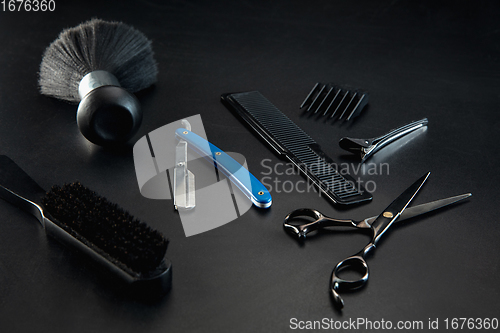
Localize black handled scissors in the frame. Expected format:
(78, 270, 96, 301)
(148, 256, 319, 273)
(283, 172, 471, 309)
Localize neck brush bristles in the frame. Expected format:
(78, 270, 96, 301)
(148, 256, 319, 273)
(41, 182, 168, 275)
(39, 18, 158, 102)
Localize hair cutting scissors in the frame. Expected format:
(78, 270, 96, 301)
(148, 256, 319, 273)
(283, 172, 471, 309)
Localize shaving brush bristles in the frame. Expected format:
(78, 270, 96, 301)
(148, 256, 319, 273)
(38, 19, 157, 146)
(39, 18, 158, 102)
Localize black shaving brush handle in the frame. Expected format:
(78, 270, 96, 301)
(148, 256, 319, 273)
(77, 86, 142, 146)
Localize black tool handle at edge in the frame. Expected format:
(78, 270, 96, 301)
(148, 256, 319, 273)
(0, 155, 47, 220)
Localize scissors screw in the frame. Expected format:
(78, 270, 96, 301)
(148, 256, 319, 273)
(258, 191, 264, 195)
(215, 152, 222, 155)
(383, 211, 393, 218)
(183, 131, 188, 134)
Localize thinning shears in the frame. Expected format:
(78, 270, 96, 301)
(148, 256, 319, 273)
(283, 172, 471, 309)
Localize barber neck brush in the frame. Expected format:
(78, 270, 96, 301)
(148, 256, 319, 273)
(39, 18, 158, 146)
(0, 155, 171, 297)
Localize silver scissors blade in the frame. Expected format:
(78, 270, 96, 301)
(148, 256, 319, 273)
(361, 193, 471, 227)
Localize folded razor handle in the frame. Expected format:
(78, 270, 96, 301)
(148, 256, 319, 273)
(339, 118, 428, 162)
(175, 128, 272, 209)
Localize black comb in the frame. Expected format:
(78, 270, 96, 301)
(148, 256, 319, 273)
(300, 83, 369, 120)
(221, 91, 372, 206)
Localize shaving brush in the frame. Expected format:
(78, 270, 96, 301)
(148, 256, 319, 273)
(39, 18, 158, 146)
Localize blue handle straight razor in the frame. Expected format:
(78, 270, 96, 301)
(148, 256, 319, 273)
(175, 128, 272, 209)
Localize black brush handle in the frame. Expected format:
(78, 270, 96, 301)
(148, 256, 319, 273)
(0, 155, 46, 223)
(77, 86, 142, 146)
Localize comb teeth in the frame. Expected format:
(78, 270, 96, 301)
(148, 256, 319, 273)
(300, 83, 369, 121)
(231, 91, 315, 152)
(222, 91, 372, 205)
(292, 145, 362, 199)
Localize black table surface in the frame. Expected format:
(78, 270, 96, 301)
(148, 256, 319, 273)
(1, 1, 499, 332)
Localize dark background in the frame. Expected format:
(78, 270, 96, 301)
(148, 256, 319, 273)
(1, 1, 499, 332)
